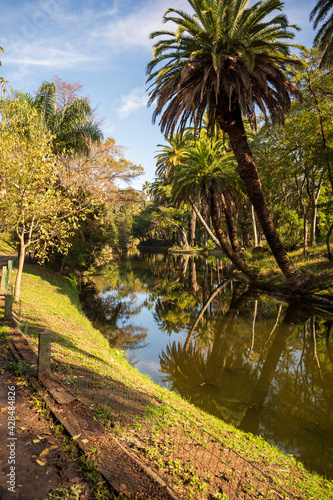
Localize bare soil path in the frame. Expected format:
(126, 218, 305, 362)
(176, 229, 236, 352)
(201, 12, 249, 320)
(0, 332, 96, 500)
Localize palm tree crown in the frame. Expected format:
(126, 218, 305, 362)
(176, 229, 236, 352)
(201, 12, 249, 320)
(310, 0, 333, 67)
(34, 82, 102, 155)
(171, 136, 240, 204)
(147, 0, 301, 136)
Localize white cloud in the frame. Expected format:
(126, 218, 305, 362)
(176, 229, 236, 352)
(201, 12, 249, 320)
(5, 45, 95, 69)
(88, 0, 190, 52)
(0, 0, 191, 75)
(117, 87, 148, 118)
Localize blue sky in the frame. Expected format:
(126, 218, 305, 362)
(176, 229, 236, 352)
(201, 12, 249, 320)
(0, 0, 317, 189)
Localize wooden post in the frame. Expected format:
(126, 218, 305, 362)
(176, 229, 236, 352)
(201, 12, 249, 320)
(38, 331, 52, 379)
(4, 294, 13, 319)
(0, 265, 6, 292)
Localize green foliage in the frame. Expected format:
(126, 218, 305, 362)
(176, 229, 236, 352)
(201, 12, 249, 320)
(273, 207, 303, 250)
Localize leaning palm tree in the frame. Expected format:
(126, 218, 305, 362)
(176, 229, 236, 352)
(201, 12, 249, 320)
(310, 0, 333, 67)
(146, 0, 303, 289)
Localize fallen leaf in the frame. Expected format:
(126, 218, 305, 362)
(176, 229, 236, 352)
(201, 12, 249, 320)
(19, 427, 26, 430)
(36, 459, 47, 467)
(81, 439, 88, 445)
(49, 445, 58, 451)
(39, 448, 49, 458)
(33, 439, 40, 444)
(72, 434, 81, 441)
(0, 407, 8, 413)
(70, 476, 82, 483)
(15, 417, 21, 421)
(31, 455, 38, 459)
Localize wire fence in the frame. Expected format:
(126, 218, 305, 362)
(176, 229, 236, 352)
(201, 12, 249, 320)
(8, 297, 300, 500)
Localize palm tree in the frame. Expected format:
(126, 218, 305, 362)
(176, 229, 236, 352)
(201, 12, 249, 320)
(146, 0, 303, 289)
(28, 81, 102, 155)
(155, 130, 197, 244)
(310, 0, 333, 67)
(155, 130, 193, 180)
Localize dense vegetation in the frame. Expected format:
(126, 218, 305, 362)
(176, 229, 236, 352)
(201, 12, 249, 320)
(2, 0, 333, 297)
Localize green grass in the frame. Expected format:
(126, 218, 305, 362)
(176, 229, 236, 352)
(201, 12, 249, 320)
(5, 261, 333, 499)
(0, 234, 16, 254)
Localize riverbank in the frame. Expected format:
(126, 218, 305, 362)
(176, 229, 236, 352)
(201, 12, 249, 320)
(3, 259, 332, 499)
(159, 241, 333, 306)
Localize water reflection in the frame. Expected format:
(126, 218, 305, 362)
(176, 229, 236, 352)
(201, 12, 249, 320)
(80, 251, 333, 478)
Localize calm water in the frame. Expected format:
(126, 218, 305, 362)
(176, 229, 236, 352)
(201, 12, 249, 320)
(81, 251, 333, 479)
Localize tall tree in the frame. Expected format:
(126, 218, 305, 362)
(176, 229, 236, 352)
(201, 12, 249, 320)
(146, 0, 304, 289)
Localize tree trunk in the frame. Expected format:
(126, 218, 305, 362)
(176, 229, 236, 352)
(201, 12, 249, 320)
(209, 191, 259, 280)
(191, 198, 258, 280)
(201, 190, 209, 250)
(217, 97, 303, 289)
(14, 240, 26, 301)
(221, 191, 242, 253)
(251, 203, 258, 247)
(189, 209, 197, 246)
(303, 210, 308, 257)
(310, 205, 317, 247)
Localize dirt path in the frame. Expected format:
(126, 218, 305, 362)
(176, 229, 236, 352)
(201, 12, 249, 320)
(0, 331, 100, 500)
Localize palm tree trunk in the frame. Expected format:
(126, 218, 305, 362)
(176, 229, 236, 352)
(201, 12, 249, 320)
(220, 191, 242, 253)
(208, 192, 259, 280)
(219, 98, 303, 289)
(189, 209, 197, 246)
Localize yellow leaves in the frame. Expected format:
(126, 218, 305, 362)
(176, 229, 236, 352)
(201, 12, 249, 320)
(36, 459, 47, 467)
(39, 448, 49, 458)
(72, 434, 81, 441)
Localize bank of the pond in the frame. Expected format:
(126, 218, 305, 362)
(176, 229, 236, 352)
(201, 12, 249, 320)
(10, 262, 333, 499)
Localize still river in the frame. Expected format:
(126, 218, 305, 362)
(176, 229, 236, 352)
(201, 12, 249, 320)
(80, 251, 333, 479)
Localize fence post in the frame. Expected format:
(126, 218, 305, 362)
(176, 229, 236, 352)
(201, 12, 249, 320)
(0, 266, 7, 293)
(38, 331, 52, 379)
(4, 294, 13, 319)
